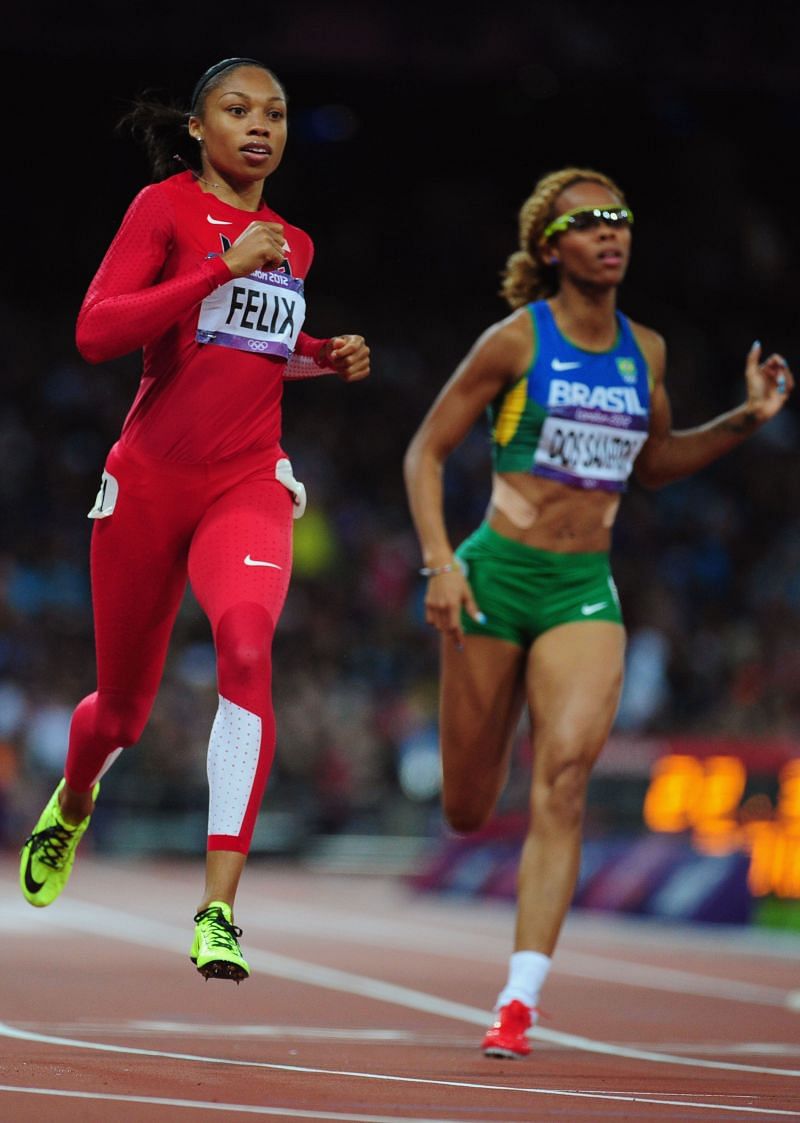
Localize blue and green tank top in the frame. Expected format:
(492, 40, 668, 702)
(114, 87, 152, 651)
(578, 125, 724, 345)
(489, 301, 651, 491)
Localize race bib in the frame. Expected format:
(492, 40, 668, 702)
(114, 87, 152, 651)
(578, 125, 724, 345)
(196, 267, 306, 359)
(532, 407, 648, 491)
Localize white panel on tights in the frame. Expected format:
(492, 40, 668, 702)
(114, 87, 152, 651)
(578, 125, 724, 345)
(91, 746, 124, 786)
(207, 695, 261, 837)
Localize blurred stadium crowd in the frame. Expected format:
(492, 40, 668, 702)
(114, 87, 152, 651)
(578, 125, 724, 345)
(1, 4, 799, 850)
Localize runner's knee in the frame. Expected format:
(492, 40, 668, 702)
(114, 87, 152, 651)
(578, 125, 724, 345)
(442, 784, 497, 833)
(215, 603, 275, 701)
(443, 801, 493, 834)
(533, 756, 592, 828)
(77, 690, 153, 747)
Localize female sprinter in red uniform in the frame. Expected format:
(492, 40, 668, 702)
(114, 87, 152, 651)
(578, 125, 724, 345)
(404, 167, 792, 1055)
(20, 57, 370, 981)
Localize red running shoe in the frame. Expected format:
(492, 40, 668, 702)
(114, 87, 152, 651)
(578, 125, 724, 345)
(481, 1000, 534, 1059)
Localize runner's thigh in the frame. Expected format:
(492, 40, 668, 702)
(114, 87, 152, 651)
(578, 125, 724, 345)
(89, 450, 191, 698)
(440, 634, 527, 797)
(188, 475, 294, 631)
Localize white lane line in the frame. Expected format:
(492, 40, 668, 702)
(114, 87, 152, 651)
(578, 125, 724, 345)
(0, 1087, 480, 1123)
(4, 891, 794, 1012)
(235, 881, 800, 964)
(129, 1024, 417, 1037)
(553, 950, 793, 1008)
(628, 1044, 800, 1058)
(1, 1045, 799, 1118)
(22, 1022, 800, 1060)
(3, 898, 799, 1079)
(221, 896, 797, 1010)
(559, 912, 800, 962)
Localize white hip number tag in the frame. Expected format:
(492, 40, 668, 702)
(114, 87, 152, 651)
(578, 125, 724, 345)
(87, 470, 119, 519)
(275, 457, 307, 519)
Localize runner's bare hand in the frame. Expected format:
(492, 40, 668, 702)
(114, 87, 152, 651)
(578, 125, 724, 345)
(745, 341, 794, 422)
(222, 221, 287, 276)
(424, 569, 484, 647)
(322, 335, 371, 382)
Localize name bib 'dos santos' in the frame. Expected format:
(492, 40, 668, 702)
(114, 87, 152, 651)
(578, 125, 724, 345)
(533, 402, 649, 491)
(196, 267, 306, 359)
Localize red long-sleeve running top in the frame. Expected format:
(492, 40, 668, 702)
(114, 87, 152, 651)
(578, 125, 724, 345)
(77, 171, 329, 462)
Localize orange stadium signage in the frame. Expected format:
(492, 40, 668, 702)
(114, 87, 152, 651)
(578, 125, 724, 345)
(643, 755, 800, 899)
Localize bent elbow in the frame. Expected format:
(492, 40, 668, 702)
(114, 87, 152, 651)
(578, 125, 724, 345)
(403, 434, 424, 485)
(634, 448, 668, 490)
(76, 338, 103, 365)
(75, 334, 108, 365)
(76, 313, 104, 364)
(403, 436, 440, 492)
(402, 442, 416, 477)
(634, 462, 673, 490)
(402, 454, 418, 501)
(76, 316, 120, 365)
(634, 468, 661, 490)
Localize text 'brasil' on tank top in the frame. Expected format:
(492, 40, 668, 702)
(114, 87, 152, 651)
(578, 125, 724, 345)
(489, 301, 651, 491)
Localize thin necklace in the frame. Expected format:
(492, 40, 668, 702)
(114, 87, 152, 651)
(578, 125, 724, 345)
(173, 155, 262, 209)
(173, 154, 224, 190)
(196, 172, 224, 189)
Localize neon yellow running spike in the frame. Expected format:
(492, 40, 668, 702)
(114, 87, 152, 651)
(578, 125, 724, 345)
(20, 779, 100, 907)
(190, 900, 250, 983)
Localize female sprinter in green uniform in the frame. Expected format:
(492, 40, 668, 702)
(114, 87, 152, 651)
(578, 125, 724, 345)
(403, 166, 793, 1058)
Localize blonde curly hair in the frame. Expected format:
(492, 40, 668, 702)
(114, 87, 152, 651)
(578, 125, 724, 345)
(501, 167, 627, 309)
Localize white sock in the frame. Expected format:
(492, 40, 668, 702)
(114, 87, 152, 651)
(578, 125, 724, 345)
(495, 950, 551, 1011)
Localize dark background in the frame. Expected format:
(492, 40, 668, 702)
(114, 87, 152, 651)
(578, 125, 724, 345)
(2, 2, 799, 851)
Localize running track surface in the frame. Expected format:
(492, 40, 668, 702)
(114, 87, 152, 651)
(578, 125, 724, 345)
(1, 855, 799, 1121)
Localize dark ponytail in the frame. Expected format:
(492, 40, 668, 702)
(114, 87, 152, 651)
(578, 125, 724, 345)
(117, 95, 195, 182)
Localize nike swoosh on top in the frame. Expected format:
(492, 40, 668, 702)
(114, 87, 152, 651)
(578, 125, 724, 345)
(23, 849, 45, 894)
(244, 555, 282, 569)
(207, 215, 233, 225)
(551, 358, 582, 371)
(581, 602, 608, 616)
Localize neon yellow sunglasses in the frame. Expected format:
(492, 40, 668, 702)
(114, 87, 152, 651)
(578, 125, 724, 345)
(543, 205, 634, 241)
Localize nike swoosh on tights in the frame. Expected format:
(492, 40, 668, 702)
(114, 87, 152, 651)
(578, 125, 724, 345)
(580, 602, 608, 615)
(207, 215, 232, 225)
(244, 555, 282, 569)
